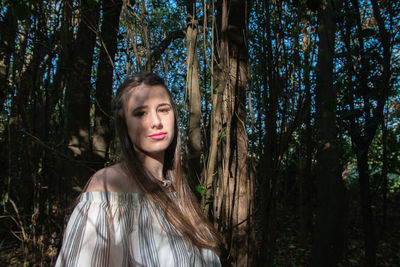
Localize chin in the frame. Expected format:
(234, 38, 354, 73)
(141, 143, 172, 155)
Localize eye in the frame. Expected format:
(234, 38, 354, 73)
(133, 111, 145, 117)
(159, 106, 171, 113)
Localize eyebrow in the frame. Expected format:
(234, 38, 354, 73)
(131, 103, 171, 113)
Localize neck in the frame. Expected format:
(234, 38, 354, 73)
(136, 150, 165, 181)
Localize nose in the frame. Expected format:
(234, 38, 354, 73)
(150, 110, 163, 129)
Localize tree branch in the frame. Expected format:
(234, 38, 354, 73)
(146, 29, 185, 70)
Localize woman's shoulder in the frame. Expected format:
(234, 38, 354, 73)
(86, 163, 140, 194)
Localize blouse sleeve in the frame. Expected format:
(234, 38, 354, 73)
(55, 192, 135, 267)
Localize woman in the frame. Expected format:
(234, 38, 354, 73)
(56, 72, 221, 267)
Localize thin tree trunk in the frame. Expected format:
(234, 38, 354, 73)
(259, 0, 279, 265)
(16, 13, 49, 217)
(346, 1, 391, 265)
(299, 51, 313, 243)
(142, 0, 151, 71)
(356, 147, 376, 267)
(0, 6, 17, 109)
(298, 3, 314, 244)
(0, 5, 15, 211)
(381, 108, 388, 230)
(53, 0, 72, 93)
(311, 0, 348, 266)
(50, 0, 73, 215)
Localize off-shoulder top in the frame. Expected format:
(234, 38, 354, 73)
(55, 192, 221, 267)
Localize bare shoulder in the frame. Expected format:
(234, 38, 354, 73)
(86, 163, 137, 193)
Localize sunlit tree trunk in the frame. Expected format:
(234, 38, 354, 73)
(311, 0, 348, 266)
(93, 0, 123, 165)
(205, 0, 253, 265)
(185, 0, 202, 193)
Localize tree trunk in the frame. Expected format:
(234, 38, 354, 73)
(356, 147, 376, 267)
(311, 1, 348, 266)
(93, 0, 123, 165)
(0, 6, 17, 109)
(208, 1, 253, 266)
(258, 1, 279, 265)
(53, 0, 73, 94)
(185, 0, 202, 194)
(299, 51, 313, 243)
(15, 12, 49, 218)
(297, 2, 314, 244)
(381, 110, 388, 230)
(64, 0, 100, 185)
(204, 0, 227, 216)
(346, 1, 391, 265)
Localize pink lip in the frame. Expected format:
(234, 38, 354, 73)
(149, 132, 167, 140)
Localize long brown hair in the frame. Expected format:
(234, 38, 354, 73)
(113, 72, 220, 250)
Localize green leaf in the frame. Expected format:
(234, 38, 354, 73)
(196, 184, 206, 196)
(1, 192, 8, 206)
(212, 83, 219, 95)
(205, 199, 213, 204)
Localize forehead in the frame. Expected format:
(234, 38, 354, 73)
(124, 84, 171, 109)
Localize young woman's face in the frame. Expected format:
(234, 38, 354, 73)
(124, 84, 175, 158)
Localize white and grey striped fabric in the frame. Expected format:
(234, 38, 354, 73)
(55, 192, 221, 267)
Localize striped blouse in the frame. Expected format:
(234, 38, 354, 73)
(56, 192, 221, 267)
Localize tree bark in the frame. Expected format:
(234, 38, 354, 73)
(208, 1, 253, 266)
(65, 0, 99, 155)
(311, 0, 348, 266)
(185, 0, 202, 194)
(299, 51, 313, 244)
(259, 1, 279, 265)
(53, 0, 73, 93)
(381, 110, 388, 230)
(343, 1, 391, 265)
(0, 6, 17, 109)
(64, 0, 100, 184)
(93, 0, 123, 165)
(355, 146, 376, 267)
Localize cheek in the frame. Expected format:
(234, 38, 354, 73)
(168, 116, 176, 136)
(126, 119, 146, 141)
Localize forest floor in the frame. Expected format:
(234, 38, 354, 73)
(274, 192, 400, 267)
